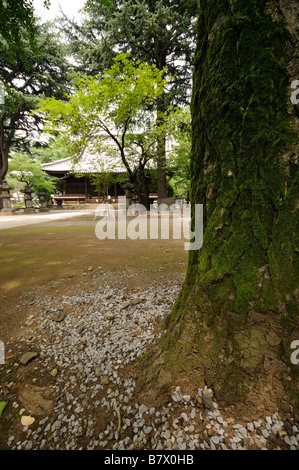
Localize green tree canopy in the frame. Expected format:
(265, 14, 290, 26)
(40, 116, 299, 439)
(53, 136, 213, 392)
(0, 0, 40, 64)
(0, 21, 71, 184)
(165, 107, 191, 199)
(58, 0, 198, 198)
(37, 54, 169, 207)
(7, 151, 56, 199)
(31, 136, 76, 164)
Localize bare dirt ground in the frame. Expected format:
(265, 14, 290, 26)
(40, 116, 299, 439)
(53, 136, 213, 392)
(0, 212, 187, 335)
(0, 211, 188, 449)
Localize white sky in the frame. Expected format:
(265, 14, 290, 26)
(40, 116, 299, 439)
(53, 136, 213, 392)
(33, 0, 86, 22)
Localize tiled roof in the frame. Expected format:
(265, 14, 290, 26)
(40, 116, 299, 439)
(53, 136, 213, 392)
(42, 154, 127, 174)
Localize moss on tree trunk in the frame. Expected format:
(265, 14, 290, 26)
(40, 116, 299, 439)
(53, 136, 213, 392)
(139, 0, 299, 414)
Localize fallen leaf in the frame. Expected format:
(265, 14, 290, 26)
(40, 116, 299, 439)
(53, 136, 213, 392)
(5, 353, 15, 360)
(21, 415, 35, 426)
(6, 383, 20, 391)
(130, 331, 141, 337)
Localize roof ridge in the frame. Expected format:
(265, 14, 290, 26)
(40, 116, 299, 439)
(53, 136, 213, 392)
(42, 157, 72, 168)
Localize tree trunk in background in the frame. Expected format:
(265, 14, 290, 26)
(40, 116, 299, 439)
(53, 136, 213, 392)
(0, 146, 9, 210)
(139, 0, 299, 415)
(156, 95, 167, 200)
(0, 122, 9, 184)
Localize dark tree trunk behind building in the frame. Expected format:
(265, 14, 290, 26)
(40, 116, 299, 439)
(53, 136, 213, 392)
(156, 95, 167, 200)
(139, 0, 299, 414)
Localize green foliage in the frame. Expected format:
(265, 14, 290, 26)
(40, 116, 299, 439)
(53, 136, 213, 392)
(0, 401, 7, 419)
(59, 0, 198, 198)
(38, 55, 167, 167)
(0, 20, 71, 182)
(62, 0, 198, 104)
(76, 172, 116, 196)
(37, 54, 171, 206)
(84, 0, 114, 10)
(7, 152, 57, 197)
(39, 54, 166, 139)
(0, 0, 37, 65)
(165, 107, 192, 198)
(31, 136, 75, 164)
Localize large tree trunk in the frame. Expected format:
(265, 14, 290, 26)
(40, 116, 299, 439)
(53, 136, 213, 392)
(138, 0, 299, 414)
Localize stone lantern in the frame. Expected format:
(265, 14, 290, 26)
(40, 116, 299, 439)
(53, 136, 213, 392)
(37, 190, 49, 212)
(0, 180, 13, 214)
(21, 185, 35, 213)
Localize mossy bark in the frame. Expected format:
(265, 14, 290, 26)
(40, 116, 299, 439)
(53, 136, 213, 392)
(139, 0, 299, 413)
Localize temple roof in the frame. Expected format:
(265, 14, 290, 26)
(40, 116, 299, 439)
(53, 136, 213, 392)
(41, 140, 174, 175)
(42, 154, 127, 175)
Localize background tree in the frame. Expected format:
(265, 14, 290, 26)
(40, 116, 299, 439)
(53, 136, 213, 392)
(76, 171, 116, 199)
(38, 54, 169, 208)
(7, 151, 57, 203)
(0, 0, 45, 65)
(0, 20, 71, 195)
(60, 0, 199, 199)
(31, 135, 76, 163)
(166, 107, 191, 200)
(0, 0, 112, 66)
(140, 0, 299, 414)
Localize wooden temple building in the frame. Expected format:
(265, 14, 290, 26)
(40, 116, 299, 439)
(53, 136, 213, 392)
(41, 138, 178, 205)
(42, 155, 128, 205)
